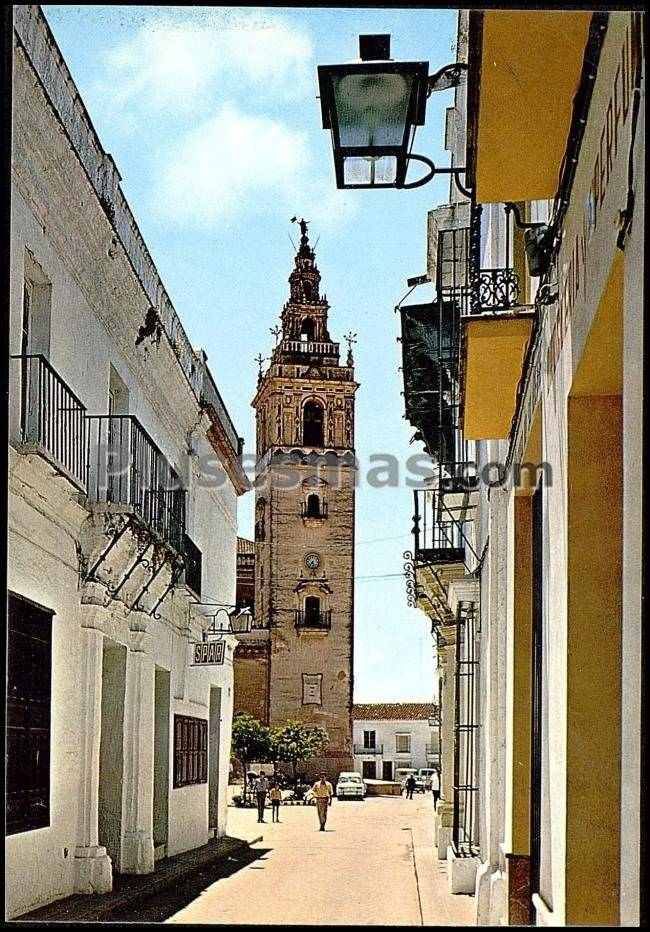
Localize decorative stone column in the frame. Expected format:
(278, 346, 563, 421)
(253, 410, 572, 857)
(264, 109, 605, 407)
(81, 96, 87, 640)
(73, 601, 113, 894)
(435, 624, 457, 860)
(119, 614, 155, 874)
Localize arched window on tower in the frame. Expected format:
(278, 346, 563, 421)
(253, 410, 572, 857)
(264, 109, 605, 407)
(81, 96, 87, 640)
(303, 400, 324, 447)
(300, 317, 315, 342)
(306, 493, 321, 518)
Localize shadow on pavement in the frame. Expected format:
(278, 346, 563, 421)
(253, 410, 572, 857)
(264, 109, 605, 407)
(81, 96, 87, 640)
(107, 846, 272, 923)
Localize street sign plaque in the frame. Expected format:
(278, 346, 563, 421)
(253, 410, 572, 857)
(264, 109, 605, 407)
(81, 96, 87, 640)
(192, 641, 225, 665)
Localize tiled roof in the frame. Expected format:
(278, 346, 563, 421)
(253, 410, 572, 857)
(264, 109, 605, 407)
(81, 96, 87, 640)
(352, 702, 438, 722)
(237, 537, 255, 554)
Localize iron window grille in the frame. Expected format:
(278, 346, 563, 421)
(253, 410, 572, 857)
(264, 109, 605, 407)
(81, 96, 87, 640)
(6, 592, 53, 836)
(452, 602, 480, 856)
(173, 715, 208, 788)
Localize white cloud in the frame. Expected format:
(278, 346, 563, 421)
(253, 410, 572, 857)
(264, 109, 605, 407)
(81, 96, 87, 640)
(152, 102, 357, 231)
(101, 11, 314, 114)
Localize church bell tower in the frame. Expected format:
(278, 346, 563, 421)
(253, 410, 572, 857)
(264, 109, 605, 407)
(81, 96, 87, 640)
(251, 220, 358, 779)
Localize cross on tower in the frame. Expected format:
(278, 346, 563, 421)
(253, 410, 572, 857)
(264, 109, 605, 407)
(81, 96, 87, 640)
(344, 331, 358, 366)
(254, 352, 266, 384)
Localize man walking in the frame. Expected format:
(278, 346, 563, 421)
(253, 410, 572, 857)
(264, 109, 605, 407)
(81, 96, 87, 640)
(311, 771, 333, 831)
(431, 768, 440, 810)
(253, 773, 270, 823)
(405, 773, 416, 800)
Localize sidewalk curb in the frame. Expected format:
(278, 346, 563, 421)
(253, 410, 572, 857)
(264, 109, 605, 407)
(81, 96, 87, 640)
(15, 836, 255, 923)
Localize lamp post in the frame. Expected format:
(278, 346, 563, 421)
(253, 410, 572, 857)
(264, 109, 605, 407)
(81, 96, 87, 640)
(317, 33, 469, 194)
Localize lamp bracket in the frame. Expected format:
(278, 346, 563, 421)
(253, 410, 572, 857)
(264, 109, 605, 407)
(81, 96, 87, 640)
(427, 61, 468, 95)
(400, 154, 472, 197)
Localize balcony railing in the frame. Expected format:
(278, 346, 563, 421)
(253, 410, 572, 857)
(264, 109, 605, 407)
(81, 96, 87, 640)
(353, 743, 383, 755)
(301, 500, 328, 519)
(183, 533, 202, 597)
(412, 489, 464, 565)
(295, 609, 332, 630)
(477, 267, 520, 311)
(281, 339, 340, 357)
(10, 354, 87, 489)
(86, 414, 186, 552)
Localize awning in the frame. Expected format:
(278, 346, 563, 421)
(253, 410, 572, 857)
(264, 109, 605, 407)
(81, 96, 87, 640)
(461, 311, 535, 440)
(468, 10, 592, 202)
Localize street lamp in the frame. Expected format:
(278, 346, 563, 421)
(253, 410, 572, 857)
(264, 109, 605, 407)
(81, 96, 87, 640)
(317, 34, 468, 193)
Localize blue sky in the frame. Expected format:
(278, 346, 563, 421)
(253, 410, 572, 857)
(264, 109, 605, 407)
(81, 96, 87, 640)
(43, 5, 458, 702)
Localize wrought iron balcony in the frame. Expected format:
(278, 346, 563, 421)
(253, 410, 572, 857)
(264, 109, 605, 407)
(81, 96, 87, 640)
(476, 267, 520, 311)
(412, 489, 464, 566)
(353, 743, 384, 755)
(295, 609, 332, 630)
(86, 414, 186, 553)
(10, 354, 87, 489)
(183, 533, 202, 597)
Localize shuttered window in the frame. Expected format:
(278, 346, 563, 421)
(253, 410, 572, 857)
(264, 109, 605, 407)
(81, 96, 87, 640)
(173, 714, 208, 788)
(6, 593, 53, 835)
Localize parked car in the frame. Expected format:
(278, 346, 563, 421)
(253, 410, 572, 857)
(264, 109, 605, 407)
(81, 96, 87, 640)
(397, 768, 426, 793)
(396, 767, 417, 789)
(417, 768, 439, 790)
(336, 772, 366, 800)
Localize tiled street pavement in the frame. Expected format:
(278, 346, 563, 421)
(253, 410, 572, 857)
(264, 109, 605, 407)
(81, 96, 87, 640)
(168, 793, 475, 926)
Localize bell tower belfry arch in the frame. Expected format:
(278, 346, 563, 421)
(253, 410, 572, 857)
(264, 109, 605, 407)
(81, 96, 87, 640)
(251, 220, 358, 779)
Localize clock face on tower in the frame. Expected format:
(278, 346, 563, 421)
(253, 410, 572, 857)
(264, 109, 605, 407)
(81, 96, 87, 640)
(304, 552, 321, 572)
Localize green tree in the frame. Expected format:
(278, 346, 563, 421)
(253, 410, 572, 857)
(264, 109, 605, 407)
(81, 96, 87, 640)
(270, 721, 329, 785)
(230, 713, 272, 802)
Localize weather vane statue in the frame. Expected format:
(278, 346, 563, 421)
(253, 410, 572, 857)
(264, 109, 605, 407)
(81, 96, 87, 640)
(290, 215, 310, 246)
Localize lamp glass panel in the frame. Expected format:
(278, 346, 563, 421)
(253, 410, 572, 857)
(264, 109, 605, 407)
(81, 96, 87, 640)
(343, 155, 397, 186)
(332, 71, 414, 148)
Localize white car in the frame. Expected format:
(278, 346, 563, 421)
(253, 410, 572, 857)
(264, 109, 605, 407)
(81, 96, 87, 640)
(336, 772, 366, 800)
(417, 768, 439, 790)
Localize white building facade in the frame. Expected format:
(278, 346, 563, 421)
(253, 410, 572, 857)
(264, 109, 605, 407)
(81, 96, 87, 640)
(6, 5, 249, 919)
(352, 703, 439, 781)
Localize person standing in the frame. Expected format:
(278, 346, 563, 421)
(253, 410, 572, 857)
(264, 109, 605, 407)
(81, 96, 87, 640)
(311, 772, 334, 831)
(253, 773, 269, 823)
(431, 768, 440, 809)
(269, 781, 282, 823)
(405, 774, 416, 800)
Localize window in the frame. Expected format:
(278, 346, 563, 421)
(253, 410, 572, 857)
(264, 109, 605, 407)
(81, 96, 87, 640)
(363, 730, 376, 749)
(395, 733, 411, 754)
(302, 673, 322, 705)
(173, 715, 208, 788)
(300, 317, 315, 341)
(302, 400, 324, 447)
(304, 596, 321, 625)
(6, 593, 53, 835)
(306, 493, 321, 517)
